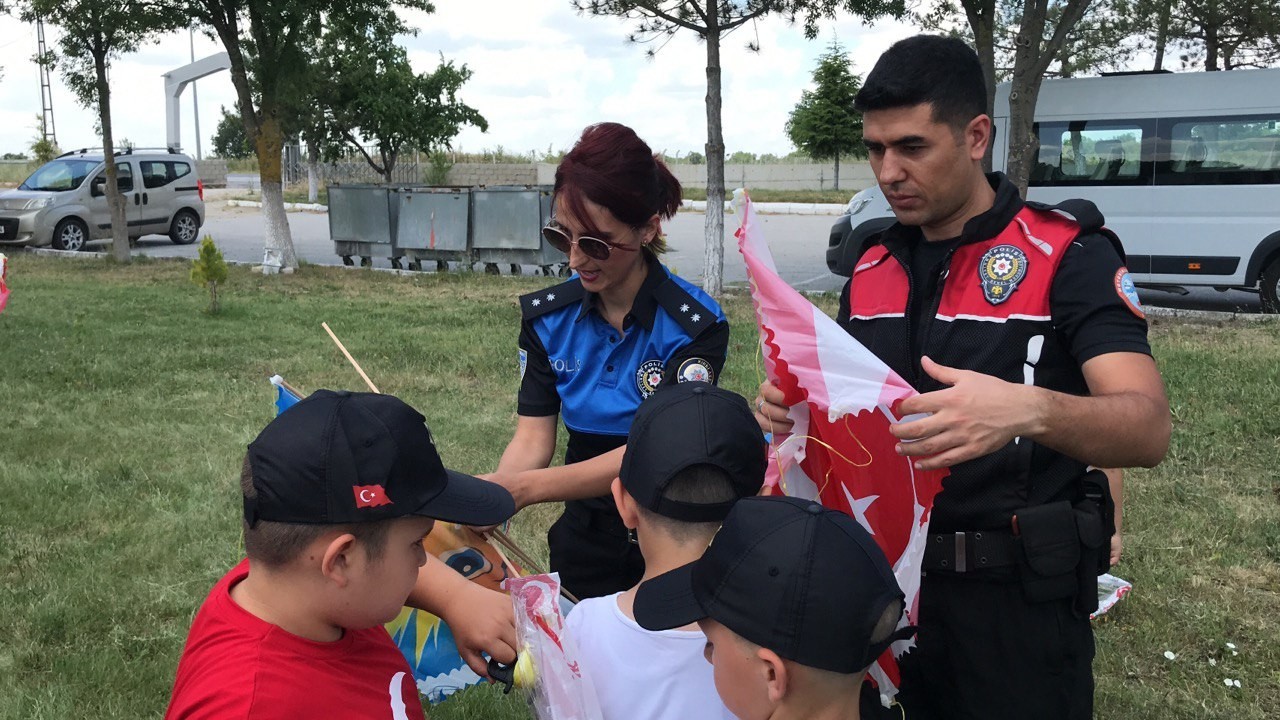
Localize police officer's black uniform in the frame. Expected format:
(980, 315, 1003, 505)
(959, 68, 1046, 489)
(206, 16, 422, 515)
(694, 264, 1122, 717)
(517, 253, 729, 599)
(844, 174, 1151, 719)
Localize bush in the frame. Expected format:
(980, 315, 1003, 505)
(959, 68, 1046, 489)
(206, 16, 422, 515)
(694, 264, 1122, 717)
(190, 236, 229, 313)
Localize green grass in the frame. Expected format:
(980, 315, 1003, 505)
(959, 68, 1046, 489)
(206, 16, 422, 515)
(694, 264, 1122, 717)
(0, 162, 37, 186)
(0, 256, 1277, 718)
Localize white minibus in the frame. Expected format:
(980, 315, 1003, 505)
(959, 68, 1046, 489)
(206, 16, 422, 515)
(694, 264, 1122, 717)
(827, 68, 1280, 311)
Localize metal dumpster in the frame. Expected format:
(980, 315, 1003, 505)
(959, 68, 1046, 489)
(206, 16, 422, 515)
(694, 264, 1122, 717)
(394, 187, 472, 272)
(329, 184, 399, 268)
(470, 185, 564, 276)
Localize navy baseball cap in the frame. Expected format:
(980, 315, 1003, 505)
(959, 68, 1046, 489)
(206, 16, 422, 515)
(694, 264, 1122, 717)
(634, 495, 914, 673)
(620, 384, 767, 522)
(244, 390, 514, 528)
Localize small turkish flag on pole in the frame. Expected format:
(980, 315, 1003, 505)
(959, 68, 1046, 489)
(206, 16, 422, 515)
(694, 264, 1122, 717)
(353, 484, 393, 508)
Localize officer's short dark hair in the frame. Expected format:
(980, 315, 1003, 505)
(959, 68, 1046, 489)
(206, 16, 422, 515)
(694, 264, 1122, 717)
(854, 34, 987, 131)
(638, 464, 740, 544)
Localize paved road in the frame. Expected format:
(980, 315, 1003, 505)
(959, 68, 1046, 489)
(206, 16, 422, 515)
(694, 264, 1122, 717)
(100, 193, 1264, 313)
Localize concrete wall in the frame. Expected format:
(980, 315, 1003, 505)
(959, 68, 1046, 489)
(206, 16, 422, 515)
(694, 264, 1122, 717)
(196, 159, 229, 187)
(443, 161, 873, 192)
(444, 163, 538, 187)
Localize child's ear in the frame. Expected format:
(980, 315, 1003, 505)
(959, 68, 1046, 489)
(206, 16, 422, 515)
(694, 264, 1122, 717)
(320, 532, 358, 588)
(758, 647, 789, 704)
(611, 478, 640, 530)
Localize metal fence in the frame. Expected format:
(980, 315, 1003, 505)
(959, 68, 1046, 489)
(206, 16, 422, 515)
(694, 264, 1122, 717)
(283, 144, 422, 186)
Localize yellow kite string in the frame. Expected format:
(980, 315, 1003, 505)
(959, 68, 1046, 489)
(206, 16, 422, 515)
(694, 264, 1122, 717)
(754, 345, 877, 499)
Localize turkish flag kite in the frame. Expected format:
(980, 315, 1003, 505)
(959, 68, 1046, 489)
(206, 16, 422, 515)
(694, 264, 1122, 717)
(735, 192, 947, 704)
(353, 484, 393, 508)
(0, 253, 10, 314)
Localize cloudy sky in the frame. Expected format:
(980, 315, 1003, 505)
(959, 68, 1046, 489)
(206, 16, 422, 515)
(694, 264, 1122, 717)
(0, 2, 917, 160)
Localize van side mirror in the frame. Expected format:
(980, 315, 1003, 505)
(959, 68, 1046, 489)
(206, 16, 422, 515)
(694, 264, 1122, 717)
(91, 176, 106, 197)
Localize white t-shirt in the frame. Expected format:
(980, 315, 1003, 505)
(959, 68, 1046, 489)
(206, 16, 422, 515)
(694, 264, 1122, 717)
(565, 592, 736, 720)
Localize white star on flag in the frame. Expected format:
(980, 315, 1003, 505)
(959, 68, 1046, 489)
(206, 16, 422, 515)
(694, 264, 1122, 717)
(841, 485, 880, 536)
(690, 313, 701, 322)
(680, 304, 690, 313)
(547, 293, 556, 301)
(531, 298, 541, 307)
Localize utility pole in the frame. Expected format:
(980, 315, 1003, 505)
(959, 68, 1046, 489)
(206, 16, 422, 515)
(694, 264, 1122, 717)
(36, 18, 57, 146)
(189, 27, 202, 159)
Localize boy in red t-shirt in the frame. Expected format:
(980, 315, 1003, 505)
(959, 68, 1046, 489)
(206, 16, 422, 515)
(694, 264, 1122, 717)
(165, 390, 514, 719)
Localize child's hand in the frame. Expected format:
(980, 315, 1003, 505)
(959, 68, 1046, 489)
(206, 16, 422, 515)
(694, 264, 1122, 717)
(441, 580, 518, 678)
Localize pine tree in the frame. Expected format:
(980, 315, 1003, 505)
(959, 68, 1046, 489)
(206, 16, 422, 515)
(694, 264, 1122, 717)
(191, 236, 229, 314)
(786, 39, 866, 191)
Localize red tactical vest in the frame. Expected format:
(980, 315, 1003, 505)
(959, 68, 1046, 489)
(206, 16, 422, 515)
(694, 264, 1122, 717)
(842, 204, 1096, 532)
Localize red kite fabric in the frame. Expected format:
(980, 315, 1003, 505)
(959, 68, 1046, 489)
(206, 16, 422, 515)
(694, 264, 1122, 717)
(735, 192, 947, 705)
(0, 254, 10, 314)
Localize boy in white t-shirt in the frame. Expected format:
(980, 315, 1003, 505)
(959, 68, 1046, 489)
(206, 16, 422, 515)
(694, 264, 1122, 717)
(565, 383, 766, 720)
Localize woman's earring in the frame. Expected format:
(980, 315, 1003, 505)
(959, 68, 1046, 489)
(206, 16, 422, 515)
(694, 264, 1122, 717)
(627, 528, 638, 545)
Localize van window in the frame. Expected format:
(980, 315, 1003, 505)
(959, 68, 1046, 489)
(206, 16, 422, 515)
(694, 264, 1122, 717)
(19, 159, 101, 192)
(1157, 115, 1280, 185)
(141, 161, 173, 189)
(1031, 121, 1151, 186)
(91, 162, 133, 194)
(172, 162, 192, 180)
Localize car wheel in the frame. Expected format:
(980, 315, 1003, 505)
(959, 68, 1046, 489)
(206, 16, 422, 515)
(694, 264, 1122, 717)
(1261, 257, 1280, 314)
(168, 209, 201, 245)
(51, 218, 88, 252)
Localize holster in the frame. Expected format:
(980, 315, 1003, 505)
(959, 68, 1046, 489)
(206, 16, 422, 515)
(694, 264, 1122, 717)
(1082, 468, 1116, 575)
(1013, 500, 1106, 616)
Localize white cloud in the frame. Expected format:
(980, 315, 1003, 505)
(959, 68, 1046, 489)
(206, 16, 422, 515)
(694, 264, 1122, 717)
(0, 5, 917, 159)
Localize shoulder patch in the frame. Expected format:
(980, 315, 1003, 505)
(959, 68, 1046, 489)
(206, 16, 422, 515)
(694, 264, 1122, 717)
(1114, 267, 1145, 319)
(519, 278, 584, 319)
(652, 279, 717, 337)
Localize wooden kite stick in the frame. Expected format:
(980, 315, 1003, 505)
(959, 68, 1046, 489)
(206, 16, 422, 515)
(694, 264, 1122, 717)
(486, 535, 523, 580)
(321, 322, 380, 394)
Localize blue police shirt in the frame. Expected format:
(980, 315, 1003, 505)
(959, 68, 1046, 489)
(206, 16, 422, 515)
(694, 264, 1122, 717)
(516, 255, 729, 481)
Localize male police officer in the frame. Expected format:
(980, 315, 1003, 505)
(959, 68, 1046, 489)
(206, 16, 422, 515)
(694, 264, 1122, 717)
(755, 35, 1170, 719)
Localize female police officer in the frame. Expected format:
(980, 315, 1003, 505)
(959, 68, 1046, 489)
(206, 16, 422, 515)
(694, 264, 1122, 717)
(485, 122, 729, 600)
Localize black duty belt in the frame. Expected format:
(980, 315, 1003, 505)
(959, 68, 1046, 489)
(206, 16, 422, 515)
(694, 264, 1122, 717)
(923, 530, 1017, 572)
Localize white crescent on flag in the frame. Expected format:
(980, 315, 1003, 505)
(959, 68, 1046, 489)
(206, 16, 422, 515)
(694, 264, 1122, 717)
(735, 191, 947, 705)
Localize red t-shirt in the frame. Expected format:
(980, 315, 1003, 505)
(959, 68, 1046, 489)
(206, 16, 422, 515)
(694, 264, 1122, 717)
(165, 559, 426, 720)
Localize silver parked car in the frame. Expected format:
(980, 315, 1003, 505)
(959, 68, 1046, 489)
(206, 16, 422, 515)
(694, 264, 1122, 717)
(0, 147, 206, 251)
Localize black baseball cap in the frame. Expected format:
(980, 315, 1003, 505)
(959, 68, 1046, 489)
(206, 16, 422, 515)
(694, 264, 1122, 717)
(620, 383, 767, 522)
(244, 390, 514, 528)
(634, 495, 914, 674)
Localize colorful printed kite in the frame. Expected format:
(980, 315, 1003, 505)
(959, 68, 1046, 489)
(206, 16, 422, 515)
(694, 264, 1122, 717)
(735, 190, 948, 705)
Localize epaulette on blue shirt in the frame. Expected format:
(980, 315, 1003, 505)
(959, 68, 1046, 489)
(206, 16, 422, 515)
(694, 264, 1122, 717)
(520, 278, 586, 320)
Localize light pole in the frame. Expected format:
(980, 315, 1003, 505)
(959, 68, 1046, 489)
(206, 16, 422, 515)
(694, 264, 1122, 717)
(190, 27, 202, 160)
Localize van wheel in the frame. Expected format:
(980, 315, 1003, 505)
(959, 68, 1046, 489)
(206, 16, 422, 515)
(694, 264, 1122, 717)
(51, 218, 88, 252)
(1262, 258, 1280, 314)
(169, 209, 201, 245)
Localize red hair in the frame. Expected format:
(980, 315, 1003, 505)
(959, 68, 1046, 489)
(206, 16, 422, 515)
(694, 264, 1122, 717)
(554, 122, 682, 254)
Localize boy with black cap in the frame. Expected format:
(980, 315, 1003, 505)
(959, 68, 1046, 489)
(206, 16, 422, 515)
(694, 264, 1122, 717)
(564, 383, 766, 720)
(633, 495, 914, 720)
(165, 390, 514, 719)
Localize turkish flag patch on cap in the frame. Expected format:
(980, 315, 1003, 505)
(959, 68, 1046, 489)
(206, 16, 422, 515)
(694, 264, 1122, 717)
(353, 484, 393, 508)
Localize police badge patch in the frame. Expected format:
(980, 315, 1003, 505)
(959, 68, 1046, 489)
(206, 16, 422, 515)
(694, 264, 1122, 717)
(636, 359, 665, 399)
(978, 244, 1029, 305)
(1114, 268, 1145, 319)
(518, 349, 528, 381)
(676, 357, 714, 384)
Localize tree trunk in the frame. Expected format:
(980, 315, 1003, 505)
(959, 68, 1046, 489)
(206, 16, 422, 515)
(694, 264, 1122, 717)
(702, 0, 725, 298)
(255, 112, 298, 273)
(1206, 24, 1220, 70)
(834, 153, 841, 191)
(1153, 0, 1171, 70)
(1006, 0, 1093, 195)
(964, 0, 999, 172)
(95, 49, 129, 263)
(307, 140, 319, 203)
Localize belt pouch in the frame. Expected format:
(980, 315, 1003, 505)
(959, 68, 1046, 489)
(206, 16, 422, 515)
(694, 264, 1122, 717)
(1015, 500, 1080, 603)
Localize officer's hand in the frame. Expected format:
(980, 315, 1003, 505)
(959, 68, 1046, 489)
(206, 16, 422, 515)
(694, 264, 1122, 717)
(755, 381, 793, 435)
(1110, 533, 1123, 567)
(478, 470, 532, 515)
(891, 356, 1043, 470)
(439, 579, 518, 679)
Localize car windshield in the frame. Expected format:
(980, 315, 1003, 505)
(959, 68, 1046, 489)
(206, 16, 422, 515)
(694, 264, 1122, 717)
(19, 159, 101, 192)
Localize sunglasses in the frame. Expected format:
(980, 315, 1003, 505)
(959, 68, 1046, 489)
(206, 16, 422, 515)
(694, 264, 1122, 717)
(541, 223, 639, 261)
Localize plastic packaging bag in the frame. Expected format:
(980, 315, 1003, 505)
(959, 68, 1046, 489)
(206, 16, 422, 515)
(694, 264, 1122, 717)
(505, 573, 602, 720)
